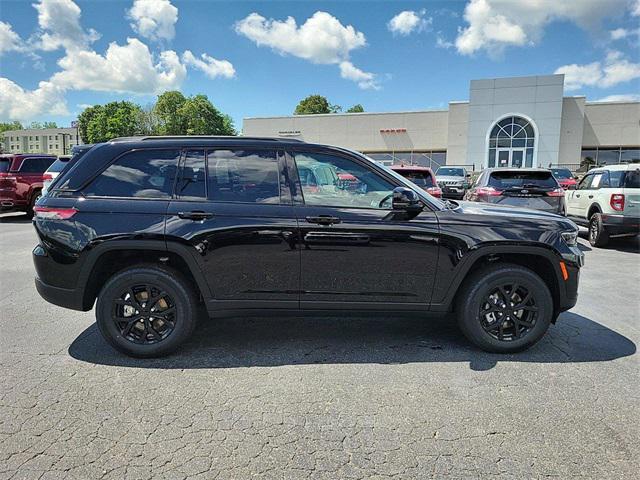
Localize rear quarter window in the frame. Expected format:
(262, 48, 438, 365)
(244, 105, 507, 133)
(624, 169, 640, 188)
(18, 157, 55, 173)
(488, 171, 559, 189)
(0, 160, 10, 173)
(83, 149, 180, 199)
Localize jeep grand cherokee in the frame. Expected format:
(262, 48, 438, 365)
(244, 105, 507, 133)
(33, 136, 583, 357)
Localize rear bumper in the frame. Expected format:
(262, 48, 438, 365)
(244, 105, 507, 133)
(601, 214, 640, 235)
(35, 277, 85, 311)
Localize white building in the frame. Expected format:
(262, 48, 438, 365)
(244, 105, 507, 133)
(243, 74, 640, 172)
(2, 128, 82, 156)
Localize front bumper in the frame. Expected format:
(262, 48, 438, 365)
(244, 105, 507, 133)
(601, 214, 640, 235)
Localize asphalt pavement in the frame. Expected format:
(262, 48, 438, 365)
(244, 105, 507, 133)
(1, 211, 639, 479)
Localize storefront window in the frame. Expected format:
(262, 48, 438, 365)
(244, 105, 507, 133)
(488, 116, 536, 168)
(597, 148, 620, 165)
(620, 149, 640, 164)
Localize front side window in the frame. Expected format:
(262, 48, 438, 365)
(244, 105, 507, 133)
(83, 149, 179, 198)
(19, 157, 55, 173)
(577, 174, 593, 190)
(294, 152, 395, 209)
(207, 149, 280, 204)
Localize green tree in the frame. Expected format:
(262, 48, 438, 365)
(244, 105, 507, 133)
(84, 101, 142, 143)
(78, 105, 103, 143)
(346, 104, 364, 113)
(29, 121, 43, 129)
(294, 95, 341, 115)
(178, 94, 236, 135)
(135, 103, 160, 136)
(42, 121, 58, 128)
(154, 91, 187, 135)
(0, 121, 23, 134)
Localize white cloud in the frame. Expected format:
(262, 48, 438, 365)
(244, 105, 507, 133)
(388, 10, 431, 36)
(51, 38, 186, 93)
(436, 33, 454, 49)
(339, 61, 379, 90)
(633, 0, 640, 15)
(610, 27, 640, 40)
(182, 50, 235, 79)
(235, 11, 377, 88)
(33, 0, 99, 52)
(555, 50, 640, 90)
(594, 93, 640, 102)
(127, 0, 178, 42)
(235, 11, 366, 64)
(0, 78, 68, 120)
(0, 21, 25, 56)
(455, 0, 629, 56)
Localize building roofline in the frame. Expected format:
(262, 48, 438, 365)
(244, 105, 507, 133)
(244, 107, 452, 120)
(585, 100, 640, 106)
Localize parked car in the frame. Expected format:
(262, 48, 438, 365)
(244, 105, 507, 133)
(0, 153, 56, 216)
(435, 167, 471, 199)
(41, 155, 71, 196)
(465, 168, 566, 214)
(565, 164, 640, 247)
(33, 136, 583, 357)
(550, 167, 578, 190)
(390, 165, 442, 198)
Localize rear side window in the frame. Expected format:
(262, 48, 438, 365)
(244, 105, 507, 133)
(18, 157, 55, 173)
(176, 150, 206, 200)
(488, 171, 559, 189)
(83, 149, 179, 199)
(400, 171, 434, 188)
(207, 149, 280, 204)
(0, 160, 9, 173)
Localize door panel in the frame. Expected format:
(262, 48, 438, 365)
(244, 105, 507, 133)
(165, 148, 300, 306)
(288, 150, 440, 307)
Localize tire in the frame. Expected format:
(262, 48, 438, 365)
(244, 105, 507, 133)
(588, 212, 609, 247)
(26, 193, 40, 219)
(96, 266, 198, 358)
(456, 264, 554, 353)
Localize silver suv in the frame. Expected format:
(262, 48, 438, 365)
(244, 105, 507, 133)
(565, 164, 640, 247)
(435, 167, 471, 199)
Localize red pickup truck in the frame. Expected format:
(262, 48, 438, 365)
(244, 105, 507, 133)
(0, 154, 56, 217)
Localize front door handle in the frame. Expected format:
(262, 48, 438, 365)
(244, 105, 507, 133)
(588, 195, 594, 199)
(178, 211, 213, 220)
(305, 215, 341, 225)
(575, 194, 581, 198)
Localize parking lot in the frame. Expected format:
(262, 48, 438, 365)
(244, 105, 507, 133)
(0, 211, 638, 479)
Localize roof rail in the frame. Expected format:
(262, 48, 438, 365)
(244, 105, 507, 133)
(108, 135, 305, 143)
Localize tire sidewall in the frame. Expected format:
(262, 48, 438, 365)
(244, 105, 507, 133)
(589, 213, 608, 247)
(96, 268, 196, 357)
(459, 267, 553, 352)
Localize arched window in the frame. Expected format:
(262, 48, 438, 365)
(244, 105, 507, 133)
(488, 116, 535, 168)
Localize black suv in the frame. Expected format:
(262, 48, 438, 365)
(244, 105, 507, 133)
(33, 137, 583, 357)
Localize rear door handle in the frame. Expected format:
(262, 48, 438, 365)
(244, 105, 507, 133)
(305, 215, 341, 225)
(178, 211, 213, 220)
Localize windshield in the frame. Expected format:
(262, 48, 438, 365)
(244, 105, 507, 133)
(551, 168, 572, 179)
(488, 171, 559, 189)
(0, 160, 9, 173)
(398, 171, 434, 188)
(437, 167, 465, 177)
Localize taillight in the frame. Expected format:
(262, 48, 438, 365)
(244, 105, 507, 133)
(476, 186, 502, 196)
(42, 173, 53, 181)
(546, 187, 565, 197)
(33, 206, 77, 219)
(426, 186, 442, 197)
(610, 194, 625, 211)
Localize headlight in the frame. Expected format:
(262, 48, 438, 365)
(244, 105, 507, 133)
(561, 231, 578, 247)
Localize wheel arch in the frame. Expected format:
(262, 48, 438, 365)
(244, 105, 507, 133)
(79, 240, 212, 310)
(587, 202, 602, 219)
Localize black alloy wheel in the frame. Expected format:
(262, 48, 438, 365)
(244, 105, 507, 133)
(478, 283, 537, 342)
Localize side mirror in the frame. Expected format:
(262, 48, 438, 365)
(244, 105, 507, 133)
(392, 187, 423, 213)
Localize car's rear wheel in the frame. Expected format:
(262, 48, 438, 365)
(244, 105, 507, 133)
(96, 266, 198, 358)
(456, 264, 553, 353)
(589, 212, 609, 247)
(26, 193, 40, 218)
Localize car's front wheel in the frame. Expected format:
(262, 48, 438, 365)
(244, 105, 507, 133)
(96, 266, 198, 358)
(457, 264, 554, 353)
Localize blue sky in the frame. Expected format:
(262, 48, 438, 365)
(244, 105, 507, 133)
(1, 0, 639, 130)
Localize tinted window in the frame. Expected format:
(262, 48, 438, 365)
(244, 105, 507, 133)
(208, 149, 280, 204)
(577, 174, 593, 190)
(624, 169, 640, 188)
(295, 152, 394, 209)
(551, 168, 572, 179)
(84, 149, 179, 198)
(19, 157, 55, 173)
(488, 171, 559, 189)
(47, 159, 69, 173)
(437, 167, 465, 176)
(608, 170, 626, 188)
(0, 160, 9, 173)
(177, 150, 206, 200)
(397, 171, 434, 188)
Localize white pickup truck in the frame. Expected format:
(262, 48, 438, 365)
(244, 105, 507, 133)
(565, 164, 640, 247)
